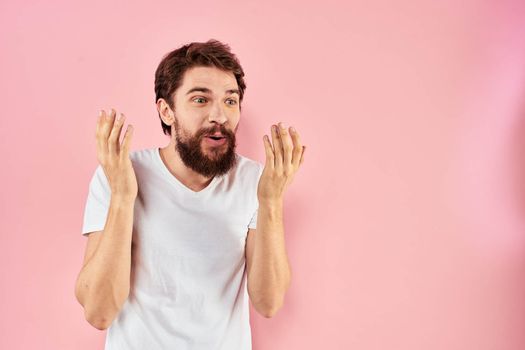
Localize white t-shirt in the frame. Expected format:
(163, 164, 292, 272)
(81, 147, 264, 350)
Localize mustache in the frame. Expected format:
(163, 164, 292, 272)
(201, 127, 232, 137)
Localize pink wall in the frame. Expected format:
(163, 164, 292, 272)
(1, 0, 525, 349)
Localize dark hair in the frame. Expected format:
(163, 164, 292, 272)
(154, 39, 247, 136)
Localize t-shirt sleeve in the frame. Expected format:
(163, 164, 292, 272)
(81, 164, 111, 236)
(248, 206, 258, 230)
(247, 163, 264, 230)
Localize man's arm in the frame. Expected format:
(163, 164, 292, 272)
(245, 199, 291, 318)
(75, 197, 134, 330)
(246, 121, 304, 318)
(75, 108, 137, 330)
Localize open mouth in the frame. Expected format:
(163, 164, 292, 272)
(208, 136, 225, 140)
(204, 135, 227, 146)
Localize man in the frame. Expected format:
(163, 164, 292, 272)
(75, 39, 305, 349)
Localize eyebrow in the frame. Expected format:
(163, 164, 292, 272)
(185, 86, 240, 97)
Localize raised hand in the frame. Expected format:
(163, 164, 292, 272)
(257, 122, 305, 203)
(96, 108, 137, 202)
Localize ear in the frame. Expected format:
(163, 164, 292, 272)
(157, 98, 175, 126)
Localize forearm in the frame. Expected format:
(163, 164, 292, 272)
(76, 197, 134, 329)
(248, 199, 291, 314)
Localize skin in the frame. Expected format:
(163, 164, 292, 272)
(247, 121, 305, 317)
(75, 109, 137, 331)
(92, 65, 306, 319)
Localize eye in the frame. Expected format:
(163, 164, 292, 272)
(226, 99, 238, 105)
(192, 97, 207, 103)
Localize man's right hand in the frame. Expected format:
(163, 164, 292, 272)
(96, 108, 137, 202)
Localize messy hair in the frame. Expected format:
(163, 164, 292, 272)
(154, 39, 247, 136)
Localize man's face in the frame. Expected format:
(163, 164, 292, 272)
(171, 66, 241, 178)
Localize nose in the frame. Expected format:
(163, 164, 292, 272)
(207, 100, 228, 125)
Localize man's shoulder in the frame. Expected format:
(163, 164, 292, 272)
(234, 153, 264, 176)
(128, 147, 158, 164)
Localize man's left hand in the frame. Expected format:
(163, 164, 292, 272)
(257, 122, 305, 203)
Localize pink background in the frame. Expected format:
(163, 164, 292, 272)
(1, 0, 525, 349)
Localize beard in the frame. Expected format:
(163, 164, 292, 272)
(173, 117, 238, 178)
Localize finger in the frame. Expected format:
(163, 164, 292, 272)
(96, 110, 104, 159)
(101, 108, 116, 154)
(120, 124, 134, 159)
(108, 112, 126, 156)
(278, 122, 293, 170)
(263, 134, 275, 171)
(97, 109, 109, 157)
(271, 124, 283, 172)
(96, 110, 103, 136)
(299, 146, 306, 166)
(289, 126, 303, 169)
